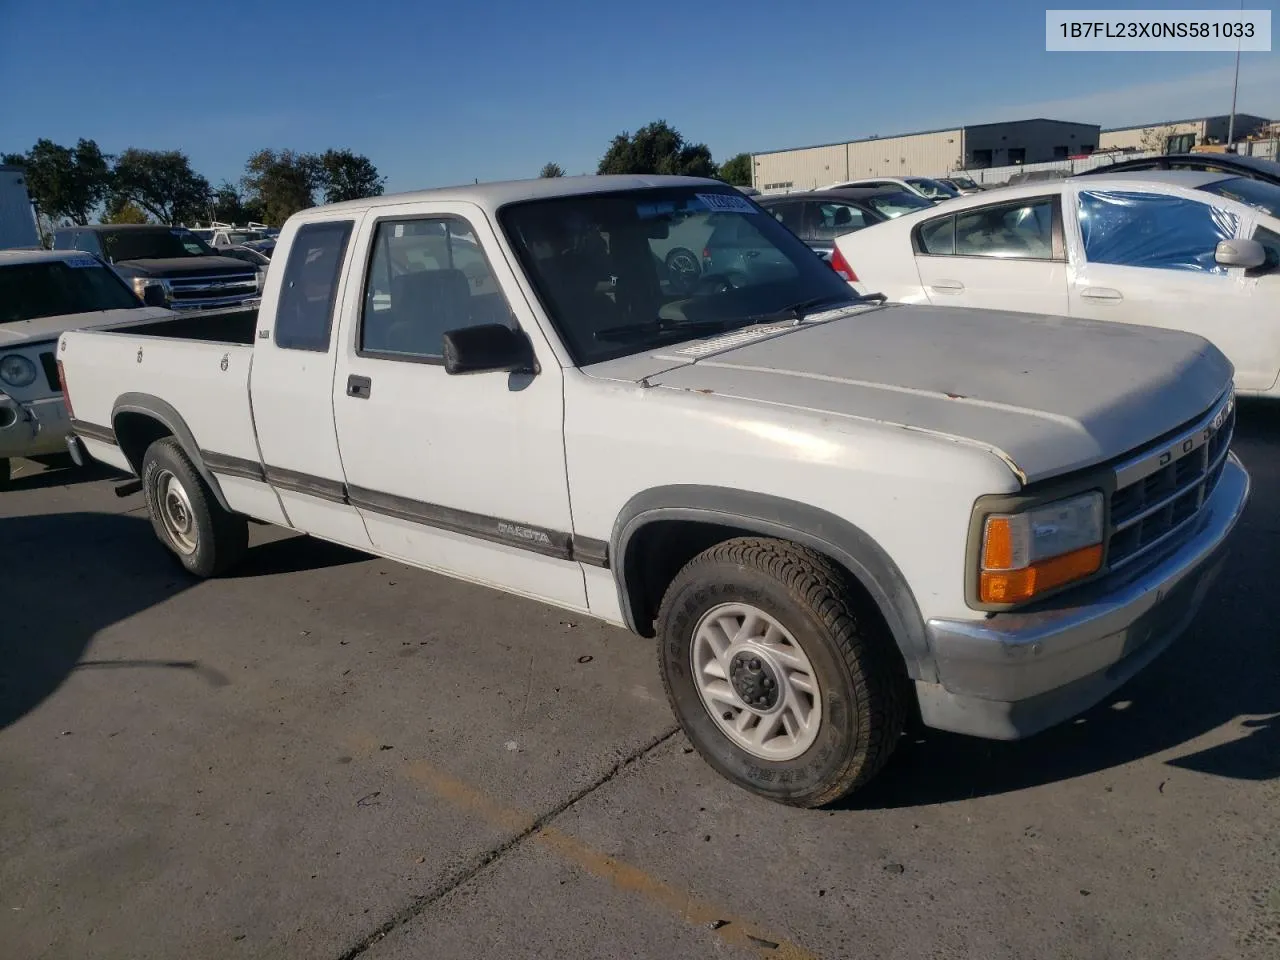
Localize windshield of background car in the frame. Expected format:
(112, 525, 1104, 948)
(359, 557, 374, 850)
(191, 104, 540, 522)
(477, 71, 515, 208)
(0, 257, 142, 323)
(101, 228, 214, 261)
(1196, 177, 1280, 217)
(947, 176, 979, 189)
(500, 186, 860, 366)
(864, 191, 934, 218)
(906, 177, 961, 199)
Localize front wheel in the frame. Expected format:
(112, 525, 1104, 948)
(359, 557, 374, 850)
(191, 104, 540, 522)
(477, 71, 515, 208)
(657, 538, 906, 807)
(141, 437, 248, 577)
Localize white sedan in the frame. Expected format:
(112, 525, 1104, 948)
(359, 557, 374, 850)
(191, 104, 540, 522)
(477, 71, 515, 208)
(832, 171, 1280, 397)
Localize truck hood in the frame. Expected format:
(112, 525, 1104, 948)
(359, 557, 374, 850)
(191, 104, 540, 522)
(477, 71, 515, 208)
(114, 256, 257, 277)
(583, 303, 1232, 485)
(0, 306, 174, 346)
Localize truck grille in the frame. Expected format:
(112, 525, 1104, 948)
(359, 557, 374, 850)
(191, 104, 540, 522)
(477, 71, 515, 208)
(39, 350, 61, 392)
(165, 272, 259, 309)
(1107, 393, 1235, 571)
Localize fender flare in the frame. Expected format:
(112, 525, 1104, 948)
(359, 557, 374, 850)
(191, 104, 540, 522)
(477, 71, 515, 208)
(111, 392, 232, 513)
(610, 485, 936, 682)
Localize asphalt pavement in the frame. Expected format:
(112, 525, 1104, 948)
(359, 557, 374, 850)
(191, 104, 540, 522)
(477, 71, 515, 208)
(2, 405, 1277, 960)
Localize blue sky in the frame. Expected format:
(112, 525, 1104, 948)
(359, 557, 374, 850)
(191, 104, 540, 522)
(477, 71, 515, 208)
(1, 0, 1276, 194)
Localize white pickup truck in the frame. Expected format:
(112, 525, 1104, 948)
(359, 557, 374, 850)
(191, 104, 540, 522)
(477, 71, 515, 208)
(57, 175, 1249, 806)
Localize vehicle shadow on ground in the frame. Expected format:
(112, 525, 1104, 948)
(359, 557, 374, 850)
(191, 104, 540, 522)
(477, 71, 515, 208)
(846, 403, 1280, 809)
(0, 512, 366, 730)
(4, 459, 119, 492)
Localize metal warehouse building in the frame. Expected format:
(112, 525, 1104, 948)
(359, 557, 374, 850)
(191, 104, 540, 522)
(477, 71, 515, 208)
(1099, 114, 1271, 153)
(752, 118, 1101, 193)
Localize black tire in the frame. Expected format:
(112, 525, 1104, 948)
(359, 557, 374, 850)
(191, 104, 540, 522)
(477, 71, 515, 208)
(141, 437, 248, 578)
(0, 457, 9, 491)
(664, 247, 701, 292)
(657, 537, 906, 807)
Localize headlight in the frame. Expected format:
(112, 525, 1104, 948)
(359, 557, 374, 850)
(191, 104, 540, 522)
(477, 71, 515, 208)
(131, 277, 170, 304)
(978, 491, 1104, 605)
(0, 354, 37, 388)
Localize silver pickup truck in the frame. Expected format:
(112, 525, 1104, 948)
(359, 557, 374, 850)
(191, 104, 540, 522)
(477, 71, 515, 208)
(57, 175, 1250, 806)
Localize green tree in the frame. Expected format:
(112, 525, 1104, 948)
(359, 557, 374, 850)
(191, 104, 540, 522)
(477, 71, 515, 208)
(539, 162, 565, 178)
(5, 138, 111, 224)
(102, 201, 149, 224)
(318, 149, 385, 203)
(208, 180, 262, 224)
(242, 149, 320, 225)
(110, 148, 211, 223)
(597, 121, 716, 178)
(718, 152, 752, 187)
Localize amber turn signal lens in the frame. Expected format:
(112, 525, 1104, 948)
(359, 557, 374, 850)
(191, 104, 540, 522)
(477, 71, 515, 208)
(981, 516, 1014, 570)
(979, 543, 1103, 604)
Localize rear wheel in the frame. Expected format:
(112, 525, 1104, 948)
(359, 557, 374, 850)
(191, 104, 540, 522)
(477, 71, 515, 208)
(657, 537, 906, 807)
(141, 437, 248, 577)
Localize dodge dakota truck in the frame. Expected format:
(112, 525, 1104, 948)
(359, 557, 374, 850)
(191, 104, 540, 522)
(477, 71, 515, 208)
(56, 175, 1249, 806)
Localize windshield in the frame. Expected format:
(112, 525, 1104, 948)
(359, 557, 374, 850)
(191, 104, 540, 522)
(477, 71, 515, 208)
(0, 257, 142, 324)
(864, 191, 935, 218)
(500, 186, 862, 365)
(1197, 176, 1280, 218)
(905, 177, 961, 199)
(100, 228, 215, 262)
(946, 176, 979, 190)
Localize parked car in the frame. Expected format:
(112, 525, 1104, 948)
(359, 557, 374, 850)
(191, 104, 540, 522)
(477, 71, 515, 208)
(938, 175, 986, 195)
(758, 187, 935, 259)
(58, 174, 1248, 807)
(1077, 152, 1280, 187)
(53, 224, 263, 312)
(1003, 169, 1069, 186)
(0, 248, 172, 488)
(821, 176, 962, 202)
(831, 170, 1280, 396)
(216, 244, 272, 290)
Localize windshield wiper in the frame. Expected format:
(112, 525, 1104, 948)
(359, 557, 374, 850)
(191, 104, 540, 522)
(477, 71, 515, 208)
(732, 294, 885, 327)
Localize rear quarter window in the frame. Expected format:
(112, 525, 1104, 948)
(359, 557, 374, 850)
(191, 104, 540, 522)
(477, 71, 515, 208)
(274, 220, 355, 352)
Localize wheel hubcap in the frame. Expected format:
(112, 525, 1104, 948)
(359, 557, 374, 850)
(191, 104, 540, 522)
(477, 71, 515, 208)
(156, 470, 198, 556)
(690, 603, 822, 761)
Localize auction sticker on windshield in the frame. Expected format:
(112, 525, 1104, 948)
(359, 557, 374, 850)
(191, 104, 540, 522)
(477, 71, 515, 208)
(695, 193, 758, 214)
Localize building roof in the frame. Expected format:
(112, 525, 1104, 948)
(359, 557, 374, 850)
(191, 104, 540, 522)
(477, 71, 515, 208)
(751, 118, 1099, 158)
(1101, 113, 1271, 132)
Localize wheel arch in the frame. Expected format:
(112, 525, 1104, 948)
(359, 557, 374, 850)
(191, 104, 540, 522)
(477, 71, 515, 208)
(610, 485, 935, 682)
(111, 393, 232, 512)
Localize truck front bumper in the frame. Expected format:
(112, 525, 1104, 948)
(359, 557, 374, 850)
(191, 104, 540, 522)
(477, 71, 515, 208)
(0, 393, 71, 460)
(915, 453, 1250, 740)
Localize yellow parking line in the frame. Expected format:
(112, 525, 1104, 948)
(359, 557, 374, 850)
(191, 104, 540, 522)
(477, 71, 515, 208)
(342, 739, 818, 959)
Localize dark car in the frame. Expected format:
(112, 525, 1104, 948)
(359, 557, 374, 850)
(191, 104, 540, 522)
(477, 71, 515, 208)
(757, 188, 935, 259)
(52, 224, 262, 311)
(1075, 152, 1280, 187)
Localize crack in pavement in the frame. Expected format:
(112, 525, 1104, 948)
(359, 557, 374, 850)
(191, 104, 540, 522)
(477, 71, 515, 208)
(333, 726, 682, 960)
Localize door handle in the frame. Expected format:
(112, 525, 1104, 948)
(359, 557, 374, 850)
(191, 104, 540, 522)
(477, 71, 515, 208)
(346, 375, 372, 399)
(929, 280, 965, 294)
(1080, 287, 1123, 302)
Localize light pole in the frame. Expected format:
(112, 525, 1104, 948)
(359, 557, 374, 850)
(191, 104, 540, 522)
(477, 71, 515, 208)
(1226, 0, 1243, 148)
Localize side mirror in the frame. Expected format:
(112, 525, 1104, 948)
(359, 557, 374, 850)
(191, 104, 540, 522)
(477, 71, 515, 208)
(1215, 238, 1266, 269)
(442, 324, 536, 376)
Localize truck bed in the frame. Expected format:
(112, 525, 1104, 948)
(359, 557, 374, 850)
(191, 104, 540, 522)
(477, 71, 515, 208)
(100, 306, 259, 344)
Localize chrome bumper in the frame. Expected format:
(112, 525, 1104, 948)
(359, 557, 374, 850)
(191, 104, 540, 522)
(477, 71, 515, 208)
(0, 393, 71, 459)
(916, 454, 1250, 740)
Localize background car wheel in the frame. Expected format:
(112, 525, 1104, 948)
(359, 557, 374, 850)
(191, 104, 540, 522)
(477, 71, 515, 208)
(141, 437, 248, 578)
(664, 247, 701, 292)
(657, 537, 906, 807)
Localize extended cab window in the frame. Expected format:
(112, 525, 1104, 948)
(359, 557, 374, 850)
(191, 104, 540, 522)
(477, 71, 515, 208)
(274, 220, 354, 352)
(360, 218, 514, 360)
(1078, 191, 1238, 274)
(916, 197, 1057, 259)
